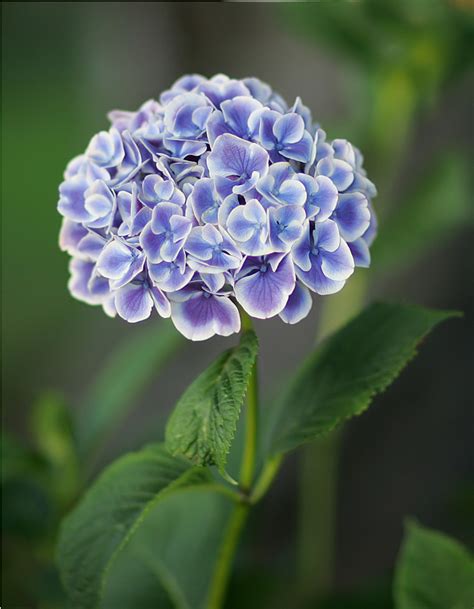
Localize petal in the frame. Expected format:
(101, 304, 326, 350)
(184, 226, 214, 260)
(59, 219, 88, 256)
(171, 292, 241, 341)
(76, 232, 107, 261)
(226, 205, 255, 242)
(96, 240, 133, 279)
(273, 113, 305, 144)
(334, 192, 370, 242)
(279, 281, 313, 324)
(306, 175, 338, 221)
(68, 258, 108, 305)
(281, 131, 313, 163)
(296, 255, 346, 295)
(208, 133, 268, 180)
(349, 238, 371, 268)
(235, 255, 295, 319)
(279, 179, 307, 206)
(317, 157, 354, 191)
(115, 283, 154, 323)
(169, 215, 192, 241)
(58, 176, 94, 223)
(139, 223, 167, 263)
(189, 178, 220, 224)
(151, 202, 182, 233)
(291, 224, 312, 272)
(314, 219, 340, 253)
(221, 96, 262, 138)
(320, 238, 354, 281)
(150, 286, 171, 318)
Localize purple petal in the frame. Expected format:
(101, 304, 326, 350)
(171, 291, 241, 341)
(59, 219, 88, 256)
(235, 255, 295, 319)
(273, 113, 305, 144)
(314, 219, 340, 253)
(333, 192, 370, 242)
(150, 286, 171, 318)
(348, 238, 371, 268)
(279, 281, 313, 324)
(139, 223, 167, 263)
(281, 131, 313, 163)
(317, 157, 354, 192)
(96, 240, 134, 279)
(291, 224, 312, 272)
(151, 202, 182, 233)
(115, 282, 154, 323)
(76, 232, 107, 261)
(189, 178, 221, 224)
(58, 176, 94, 223)
(208, 134, 269, 184)
(320, 239, 354, 281)
(296, 255, 346, 295)
(68, 258, 108, 305)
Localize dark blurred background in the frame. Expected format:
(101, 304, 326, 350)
(2, 2, 473, 609)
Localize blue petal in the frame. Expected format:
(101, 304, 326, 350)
(320, 238, 354, 281)
(139, 223, 167, 263)
(115, 282, 154, 323)
(171, 290, 241, 341)
(279, 281, 313, 324)
(273, 113, 305, 145)
(58, 176, 94, 223)
(317, 157, 354, 192)
(281, 131, 313, 163)
(349, 238, 371, 268)
(96, 240, 135, 279)
(59, 219, 88, 256)
(296, 255, 346, 295)
(333, 192, 370, 242)
(235, 255, 295, 319)
(208, 134, 269, 188)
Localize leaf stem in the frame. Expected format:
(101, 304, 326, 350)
(249, 453, 283, 504)
(206, 311, 259, 609)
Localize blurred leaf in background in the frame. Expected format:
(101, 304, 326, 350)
(394, 521, 474, 609)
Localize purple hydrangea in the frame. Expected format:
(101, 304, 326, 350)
(58, 73, 377, 341)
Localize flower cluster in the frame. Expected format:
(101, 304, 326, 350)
(58, 74, 377, 340)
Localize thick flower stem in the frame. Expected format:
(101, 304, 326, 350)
(206, 502, 249, 609)
(206, 312, 259, 609)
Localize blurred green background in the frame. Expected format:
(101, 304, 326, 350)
(2, 2, 473, 608)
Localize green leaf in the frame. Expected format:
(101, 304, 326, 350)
(30, 391, 79, 504)
(270, 303, 459, 455)
(165, 330, 258, 473)
(372, 153, 471, 274)
(102, 489, 232, 609)
(56, 443, 209, 609)
(76, 321, 183, 462)
(394, 520, 474, 609)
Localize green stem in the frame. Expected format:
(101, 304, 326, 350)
(206, 312, 259, 609)
(239, 315, 259, 492)
(250, 453, 283, 505)
(206, 503, 249, 609)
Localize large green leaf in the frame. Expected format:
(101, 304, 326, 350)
(372, 154, 470, 274)
(76, 321, 183, 462)
(57, 443, 209, 609)
(269, 303, 459, 455)
(166, 330, 258, 473)
(394, 521, 474, 609)
(102, 489, 232, 609)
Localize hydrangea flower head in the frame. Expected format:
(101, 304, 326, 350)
(58, 74, 377, 340)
